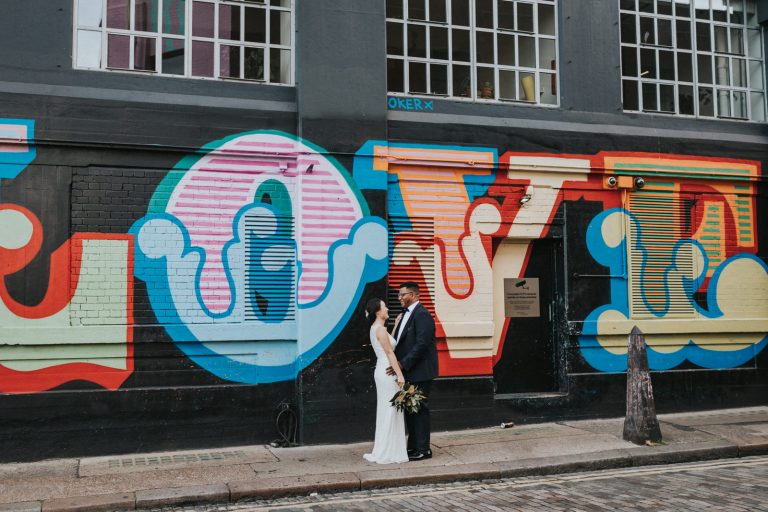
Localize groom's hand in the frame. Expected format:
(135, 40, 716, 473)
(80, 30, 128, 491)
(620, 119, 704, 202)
(385, 361, 403, 376)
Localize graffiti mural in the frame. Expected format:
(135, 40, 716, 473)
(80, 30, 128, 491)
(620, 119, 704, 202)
(0, 120, 134, 394)
(131, 131, 388, 384)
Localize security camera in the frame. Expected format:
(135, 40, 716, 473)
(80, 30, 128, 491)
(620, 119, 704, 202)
(606, 176, 618, 187)
(634, 177, 645, 189)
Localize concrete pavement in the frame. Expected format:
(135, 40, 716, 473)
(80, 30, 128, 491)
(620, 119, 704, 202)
(1, 406, 767, 511)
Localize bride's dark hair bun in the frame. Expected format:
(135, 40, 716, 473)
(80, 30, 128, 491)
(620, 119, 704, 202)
(364, 298, 384, 328)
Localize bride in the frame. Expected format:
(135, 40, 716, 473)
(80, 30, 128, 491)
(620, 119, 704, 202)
(363, 298, 408, 464)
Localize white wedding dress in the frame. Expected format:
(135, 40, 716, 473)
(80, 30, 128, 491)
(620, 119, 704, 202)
(363, 324, 409, 464)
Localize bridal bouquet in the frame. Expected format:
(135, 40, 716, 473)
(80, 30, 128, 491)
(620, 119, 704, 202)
(390, 383, 427, 414)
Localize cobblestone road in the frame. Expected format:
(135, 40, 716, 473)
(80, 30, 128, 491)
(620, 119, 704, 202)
(161, 456, 768, 511)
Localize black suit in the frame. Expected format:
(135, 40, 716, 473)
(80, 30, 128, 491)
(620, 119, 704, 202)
(394, 302, 438, 453)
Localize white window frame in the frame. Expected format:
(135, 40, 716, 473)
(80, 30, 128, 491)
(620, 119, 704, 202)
(73, 0, 295, 85)
(619, 0, 766, 122)
(386, 0, 560, 107)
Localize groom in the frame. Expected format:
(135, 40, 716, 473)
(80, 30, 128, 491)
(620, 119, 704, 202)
(388, 282, 438, 461)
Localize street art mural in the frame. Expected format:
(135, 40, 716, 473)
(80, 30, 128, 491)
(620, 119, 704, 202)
(130, 131, 388, 384)
(1, 120, 766, 394)
(0, 119, 134, 394)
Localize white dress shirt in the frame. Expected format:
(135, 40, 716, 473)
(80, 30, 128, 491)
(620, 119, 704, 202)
(397, 301, 419, 341)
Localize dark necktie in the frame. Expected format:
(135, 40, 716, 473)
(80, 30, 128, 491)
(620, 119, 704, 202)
(395, 307, 410, 341)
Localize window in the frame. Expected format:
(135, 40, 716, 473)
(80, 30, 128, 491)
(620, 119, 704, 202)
(386, 0, 559, 105)
(74, 0, 293, 84)
(620, 0, 766, 121)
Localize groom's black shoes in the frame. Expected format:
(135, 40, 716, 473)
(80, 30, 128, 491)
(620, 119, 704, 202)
(408, 450, 432, 461)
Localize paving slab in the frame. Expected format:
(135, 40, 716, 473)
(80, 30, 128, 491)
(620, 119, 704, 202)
(0, 460, 78, 482)
(358, 463, 500, 489)
(0, 503, 41, 512)
(41, 492, 134, 512)
(431, 423, 586, 448)
(659, 407, 768, 427)
(495, 449, 633, 477)
(229, 472, 360, 500)
(134, 484, 228, 509)
(79, 446, 276, 477)
(693, 423, 768, 456)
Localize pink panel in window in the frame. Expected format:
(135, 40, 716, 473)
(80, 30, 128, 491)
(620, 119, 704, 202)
(192, 41, 214, 77)
(108, 33, 130, 69)
(192, 1, 215, 38)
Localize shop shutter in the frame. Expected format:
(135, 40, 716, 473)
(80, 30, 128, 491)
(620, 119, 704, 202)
(627, 191, 696, 319)
(244, 214, 296, 323)
(388, 216, 435, 317)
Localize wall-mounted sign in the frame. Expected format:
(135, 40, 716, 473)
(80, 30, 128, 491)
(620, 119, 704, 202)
(387, 97, 435, 112)
(504, 278, 540, 318)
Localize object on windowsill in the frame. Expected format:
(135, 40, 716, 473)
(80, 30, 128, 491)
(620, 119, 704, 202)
(500, 422, 515, 429)
(480, 81, 494, 99)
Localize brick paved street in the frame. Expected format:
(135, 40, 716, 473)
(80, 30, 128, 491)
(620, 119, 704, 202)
(161, 456, 768, 512)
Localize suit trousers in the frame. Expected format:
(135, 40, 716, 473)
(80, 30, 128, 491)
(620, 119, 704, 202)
(405, 380, 432, 453)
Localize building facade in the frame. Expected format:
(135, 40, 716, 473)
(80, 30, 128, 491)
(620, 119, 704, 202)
(1, 0, 767, 462)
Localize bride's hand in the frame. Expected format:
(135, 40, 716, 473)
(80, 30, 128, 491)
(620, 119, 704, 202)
(396, 376, 405, 388)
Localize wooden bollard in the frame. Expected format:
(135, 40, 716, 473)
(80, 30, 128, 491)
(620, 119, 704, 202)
(623, 326, 662, 445)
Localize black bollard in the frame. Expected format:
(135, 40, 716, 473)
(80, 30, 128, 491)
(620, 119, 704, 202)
(623, 326, 662, 445)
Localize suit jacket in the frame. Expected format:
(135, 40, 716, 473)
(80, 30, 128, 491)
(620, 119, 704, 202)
(394, 303, 438, 383)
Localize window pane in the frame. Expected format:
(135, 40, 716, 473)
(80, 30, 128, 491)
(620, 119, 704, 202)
(388, 58, 405, 92)
(76, 30, 102, 68)
(220, 45, 240, 78)
(750, 92, 765, 121)
(518, 35, 535, 68)
(659, 50, 675, 80)
(499, 0, 515, 30)
(408, 25, 427, 58)
(135, 0, 159, 32)
(640, 17, 655, 45)
(675, 1, 690, 18)
(679, 84, 694, 114)
(517, 2, 534, 32)
(270, 48, 290, 83)
(498, 34, 515, 65)
(698, 54, 713, 82)
(698, 86, 714, 115)
(639, 0, 653, 13)
(733, 91, 747, 118)
(107, 0, 129, 29)
(621, 0, 637, 9)
(539, 38, 556, 69)
(107, 33, 130, 69)
(430, 26, 449, 60)
(244, 47, 265, 80)
(519, 71, 535, 101)
(695, 0, 710, 19)
(622, 46, 638, 77)
(732, 58, 746, 87)
(271, 0, 290, 7)
(429, 0, 447, 22)
(676, 19, 691, 50)
(430, 63, 448, 94)
(621, 13, 637, 44)
(499, 70, 516, 99)
(538, 4, 556, 35)
(712, 0, 727, 21)
(387, 0, 404, 19)
(749, 59, 764, 89)
(730, 0, 745, 23)
(453, 64, 471, 96)
(134, 36, 156, 71)
(715, 56, 729, 85)
(642, 82, 658, 110)
(219, 4, 241, 41)
(163, 0, 186, 35)
(244, 7, 266, 43)
(161, 38, 185, 75)
(387, 22, 404, 55)
(658, 0, 673, 15)
(78, 0, 103, 28)
(477, 67, 495, 98)
(476, 0, 493, 28)
(659, 84, 675, 111)
(623, 79, 640, 110)
(714, 26, 727, 53)
(452, 0, 470, 26)
(696, 22, 711, 51)
(716, 89, 731, 116)
(640, 48, 657, 78)
(677, 51, 693, 81)
(271, 10, 291, 45)
(409, 0, 426, 20)
(192, 40, 214, 76)
(730, 28, 744, 56)
(658, 18, 672, 46)
(452, 29, 470, 61)
(747, 29, 761, 58)
(476, 31, 494, 64)
(192, 1, 214, 38)
(539, 72, 556, 104)
(409, 61, 427, 93)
